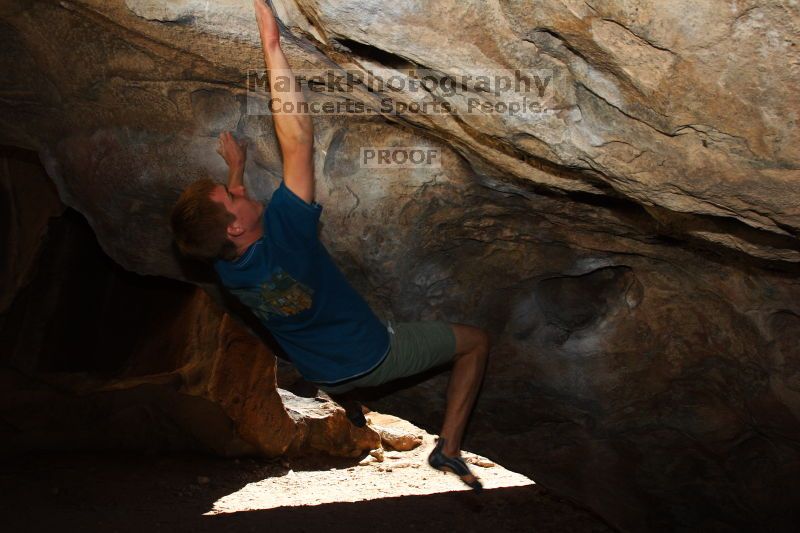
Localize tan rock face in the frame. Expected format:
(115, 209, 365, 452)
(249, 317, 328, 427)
(1, 0, 800, 530)
(366, 411, 423, 451)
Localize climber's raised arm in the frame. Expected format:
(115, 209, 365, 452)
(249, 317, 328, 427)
(254, 0, 315, 205)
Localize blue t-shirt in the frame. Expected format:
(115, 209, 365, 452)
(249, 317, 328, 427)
(214, 182, 390, 385)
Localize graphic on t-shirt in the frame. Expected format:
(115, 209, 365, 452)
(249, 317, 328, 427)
(231, 266, 314, 320)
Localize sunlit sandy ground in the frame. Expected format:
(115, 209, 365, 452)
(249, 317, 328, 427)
(207, 414, 533, 513)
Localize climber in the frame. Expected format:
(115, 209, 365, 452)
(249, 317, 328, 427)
(169, 0, 489, 492)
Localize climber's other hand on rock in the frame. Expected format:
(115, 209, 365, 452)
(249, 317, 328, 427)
(217, 131, 247, 170)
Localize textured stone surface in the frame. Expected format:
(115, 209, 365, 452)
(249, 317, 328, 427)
(279, 389, 381, 457)
(1, 0, 798, 275)
(1, 0, 800, 530)
(365, 411, 423, 452)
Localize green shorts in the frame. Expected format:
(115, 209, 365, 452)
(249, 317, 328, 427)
(317, 320, 457, 395)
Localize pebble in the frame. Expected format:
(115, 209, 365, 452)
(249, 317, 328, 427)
(465, 457, 496, 468)
(368, 448, 384, 462)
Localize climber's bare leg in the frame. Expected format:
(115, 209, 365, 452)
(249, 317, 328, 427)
(438, 324, 490, 470)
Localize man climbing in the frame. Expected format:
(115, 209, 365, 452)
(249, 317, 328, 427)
(170, 0, 489, 492)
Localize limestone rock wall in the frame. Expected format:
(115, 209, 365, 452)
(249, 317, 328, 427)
(1, 0, 799, 530)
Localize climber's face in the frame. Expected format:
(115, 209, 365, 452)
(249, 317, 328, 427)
(208, 184, 264, 238)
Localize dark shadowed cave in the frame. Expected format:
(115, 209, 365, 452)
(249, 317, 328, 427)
(2, 209, 195, 379)
(2, 1, 800, 532)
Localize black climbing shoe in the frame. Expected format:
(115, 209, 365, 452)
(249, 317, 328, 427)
(427, 437, 483, 493)
(340, 399, 367, 428)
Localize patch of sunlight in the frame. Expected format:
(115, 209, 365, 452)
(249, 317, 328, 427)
(204, 436, 534, 514)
